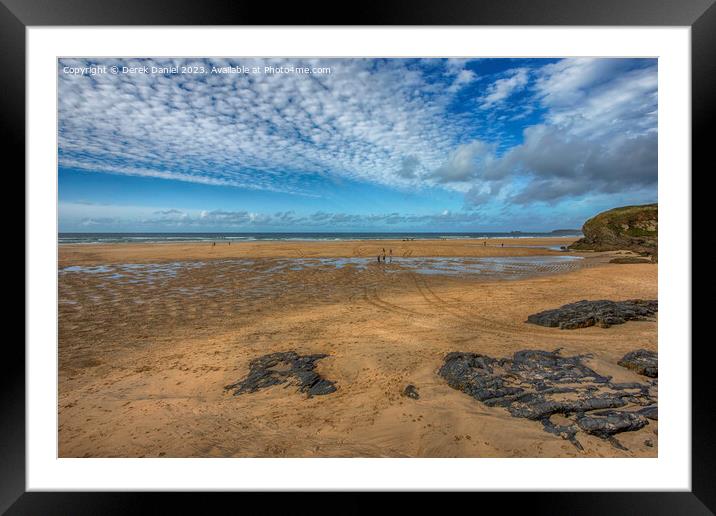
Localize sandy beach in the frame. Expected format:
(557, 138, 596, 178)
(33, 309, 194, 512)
(58, 236, 577, 266)
(58, 237, 657, 458)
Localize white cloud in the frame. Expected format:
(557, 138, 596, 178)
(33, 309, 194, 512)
(431, 140, 498, 184)
(59, 58, 658, 211)
(60, 202, 505, 230)
(479, 68, 529, 108)
(447, 68, 478, 93)
(59, 58, 481, 196)
(461, 59, 658, 206)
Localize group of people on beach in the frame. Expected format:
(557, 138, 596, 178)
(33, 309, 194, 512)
(377, 248, 393, 264)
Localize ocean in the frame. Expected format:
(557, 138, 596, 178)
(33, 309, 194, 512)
(58, 231, 582, 244)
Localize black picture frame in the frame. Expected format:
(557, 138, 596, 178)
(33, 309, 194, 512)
(5, 0, 710, 513)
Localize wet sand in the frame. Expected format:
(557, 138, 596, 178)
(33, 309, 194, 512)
(58, 238, 658, 458)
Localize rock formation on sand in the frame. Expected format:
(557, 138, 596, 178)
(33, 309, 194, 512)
(526, 299, 658, 329)
(402, 384, 420, 399)
(438, 349, 657, 450)
(568, 203, 657, 258)
(225, 351, 337, 397)
(618, 349, 658, 378)
(609, 256, 653, 264)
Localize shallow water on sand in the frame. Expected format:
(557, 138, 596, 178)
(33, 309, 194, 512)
(387, 255, 581, 276)
(59, 255, 582, 282)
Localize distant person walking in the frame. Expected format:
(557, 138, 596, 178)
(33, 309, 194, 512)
(389, 249, 393, 263)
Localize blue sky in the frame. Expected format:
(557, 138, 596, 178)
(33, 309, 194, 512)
(58, 57, 657, 232)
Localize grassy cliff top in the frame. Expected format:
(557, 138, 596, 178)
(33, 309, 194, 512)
(583, 203, 658, 238)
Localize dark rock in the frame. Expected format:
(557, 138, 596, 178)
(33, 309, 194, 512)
(526, 299, 658, 329)
(402, 384, 420, 399)
(438, 352, 521, 402)
(541, 418, 583, 450)
(610, 382, 647, 390)
(306, 378, 339, 396)
(609, 257, 653, 264)
(438, 349, 656, 450)
(509, 396, 627, 420)
(618, 349, 658, 378)
(225, 351, 337, 398)
(509, 349, 611, 384)
(576, 410, 648, 438)
(637, 405, 658, 420)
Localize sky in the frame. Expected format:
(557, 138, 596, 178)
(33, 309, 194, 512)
(58, 57, 658, 233)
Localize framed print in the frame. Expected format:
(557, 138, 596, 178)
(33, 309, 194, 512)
(6, 0, 711, 513)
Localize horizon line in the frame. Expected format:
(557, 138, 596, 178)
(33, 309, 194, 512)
(58, 230, 582, 235)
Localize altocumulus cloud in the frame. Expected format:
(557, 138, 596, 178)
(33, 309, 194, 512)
(59, 57, 657, 221)
(59, 57, 479, 196)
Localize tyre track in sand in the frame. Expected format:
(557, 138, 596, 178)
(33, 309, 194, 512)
(408, 273, 607, 341)
(361, 287, 423, 318)
(410, 273, 477, 325)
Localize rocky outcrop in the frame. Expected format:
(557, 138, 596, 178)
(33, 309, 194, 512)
(438, 349, 657, 450)
(225, 351, 337, 397)
(609, 257, 653, 264)
(569, 204, 657, 257)
(637, 405, 658, 420)
(618, 349, 658, 378)
(576, 410, 649, 439)
(526, 299, 658, 329)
